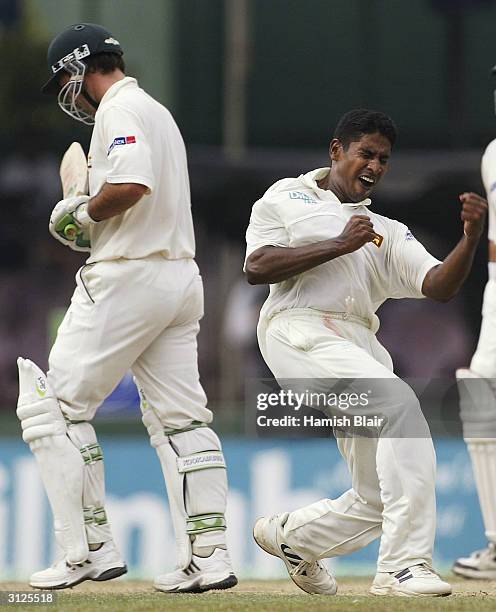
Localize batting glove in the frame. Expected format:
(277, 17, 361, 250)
(49, 195, 95, 252)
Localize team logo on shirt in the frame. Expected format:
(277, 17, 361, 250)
(289, 191, 318, 204)
(405, 230, 416, 241)
(107, 135, 137, 155)
(372, 233, 384, 248)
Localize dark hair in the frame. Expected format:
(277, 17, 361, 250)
(84, 52, 125, 75)
(334, 108, 397, 149)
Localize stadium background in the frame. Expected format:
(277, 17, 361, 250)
(0, 0, 493, 579)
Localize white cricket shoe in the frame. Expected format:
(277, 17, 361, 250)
(453, 543, 496, 579)
(370, 564, 452, 597)
(253, 513, 337, 595)
(154, 548, 238, 593)
(30, 541, 127, 589)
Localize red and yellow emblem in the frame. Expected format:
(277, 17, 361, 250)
(372, 233, 384, 248)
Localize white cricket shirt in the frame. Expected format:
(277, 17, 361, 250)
(87, 77, 195, 263)
(245, 168, 441, 326)
(481, 139, 496, 244)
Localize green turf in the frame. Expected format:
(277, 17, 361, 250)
(1, 579, 495, 612)
(3, 593, 495, 612)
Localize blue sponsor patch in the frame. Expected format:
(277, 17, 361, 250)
(289, 191, 318, 204)
(107, 135, 136, 155)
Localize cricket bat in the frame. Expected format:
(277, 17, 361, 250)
(58, 142, 88, 240)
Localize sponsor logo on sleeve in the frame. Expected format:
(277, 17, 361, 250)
(289, 191, 318, 204)
(107, 135, 137, 155)
(405, 229, 416, 241)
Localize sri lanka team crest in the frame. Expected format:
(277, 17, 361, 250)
(372, 233, 383, 248)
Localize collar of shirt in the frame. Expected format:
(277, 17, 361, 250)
(98, 76, 139, 107)
(299, 167, 372, 208)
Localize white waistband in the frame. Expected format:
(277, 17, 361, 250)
(268, 308, 373, 330)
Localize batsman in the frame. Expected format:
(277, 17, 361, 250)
(453, 63, 496, 580)
(16, 23, 237, 592)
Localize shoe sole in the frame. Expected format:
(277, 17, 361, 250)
(370, 586, 452, 597)
(453, 563, 496, 580)
(155, 576, 202, 594)
(199, 574, 238, 592)
(253, 518, 336, 596)
(93, 565, 128, 582)
(156, 573, 238, 594)
(30, 565, 127, 590)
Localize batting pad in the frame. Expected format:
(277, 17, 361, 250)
(467, 440, 496, 542)
(66, 422, 113, 544)
(457, 368, 496, 542)
(17, 358, 88, 564)
(457, 369, 496, 438)
(138, 381, 227, 568)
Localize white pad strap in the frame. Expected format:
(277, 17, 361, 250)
(17, 358, 88, 564)
(186, 513, 227, 535)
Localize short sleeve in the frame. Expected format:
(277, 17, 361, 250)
(244, 198, 290, 268)
(100, 105, 155, 192)
(388, 223, 442, 299)
(482, 140, 496, 244)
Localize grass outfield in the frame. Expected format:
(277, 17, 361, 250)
(1, 578, 496, 611)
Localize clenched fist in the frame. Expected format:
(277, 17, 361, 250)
(335, 215, 378, 254)
(459, 192, 487, 240)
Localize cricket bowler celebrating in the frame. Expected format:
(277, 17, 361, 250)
(453, 69, 496, 580)
(245, 109, 487, 596)
(16, 23, 237, 592)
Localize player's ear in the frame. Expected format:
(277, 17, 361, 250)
(330, 139, 343, 162)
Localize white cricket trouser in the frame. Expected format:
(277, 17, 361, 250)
(48, 256, 212, 428)
(259, 309, 436, 572)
